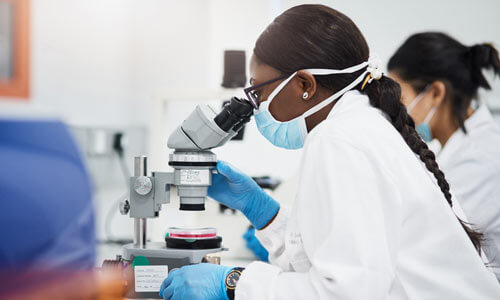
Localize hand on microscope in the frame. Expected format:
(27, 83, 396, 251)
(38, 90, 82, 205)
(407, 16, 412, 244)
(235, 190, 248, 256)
(208, 161, 280, 229)
(159, 263, 234, 300)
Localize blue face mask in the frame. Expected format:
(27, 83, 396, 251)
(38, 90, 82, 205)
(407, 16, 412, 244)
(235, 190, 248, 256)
(416, 123, 433, 142)
(407, 87, 436, 142)
(254, 59, 378, 149)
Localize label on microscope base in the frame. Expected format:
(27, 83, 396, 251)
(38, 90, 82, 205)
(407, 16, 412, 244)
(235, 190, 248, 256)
(134, 265, 169, 292)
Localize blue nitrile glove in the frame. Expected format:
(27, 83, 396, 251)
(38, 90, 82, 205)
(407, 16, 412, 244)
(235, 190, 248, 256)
(208, 161, 280, 229)
(159, 263, 233, 300)
(243, 227, 269, 262)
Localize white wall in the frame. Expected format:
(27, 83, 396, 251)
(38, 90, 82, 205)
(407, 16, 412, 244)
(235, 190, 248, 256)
(0, 0, 138, 125)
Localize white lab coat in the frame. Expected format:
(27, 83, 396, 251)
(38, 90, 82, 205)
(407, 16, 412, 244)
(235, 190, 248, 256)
(235, 91, 500, 299)
(436, 104, 500, 281)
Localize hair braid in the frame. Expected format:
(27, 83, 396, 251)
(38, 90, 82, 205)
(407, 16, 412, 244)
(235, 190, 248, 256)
(363, 76, 482, 252)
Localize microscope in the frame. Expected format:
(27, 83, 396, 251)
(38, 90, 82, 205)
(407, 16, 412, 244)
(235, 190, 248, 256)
(102, 97, 253, 299)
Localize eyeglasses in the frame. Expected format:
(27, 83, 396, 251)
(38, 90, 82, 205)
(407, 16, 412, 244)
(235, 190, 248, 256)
(244, 74, 290, 109)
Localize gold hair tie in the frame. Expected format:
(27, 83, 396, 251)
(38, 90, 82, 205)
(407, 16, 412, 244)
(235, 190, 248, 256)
(361, 74, 372, 91)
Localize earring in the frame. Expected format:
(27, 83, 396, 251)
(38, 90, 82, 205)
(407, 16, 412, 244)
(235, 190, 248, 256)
(302, 92, 309, 99)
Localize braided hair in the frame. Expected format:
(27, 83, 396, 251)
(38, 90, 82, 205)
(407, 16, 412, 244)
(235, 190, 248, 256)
(254, 4, 482, 251)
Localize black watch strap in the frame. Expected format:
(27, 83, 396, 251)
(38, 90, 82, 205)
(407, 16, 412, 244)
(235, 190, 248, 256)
(226, 267, 245, 300)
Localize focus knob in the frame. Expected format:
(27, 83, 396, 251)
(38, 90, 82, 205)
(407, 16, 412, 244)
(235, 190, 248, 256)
(134, 176, 153, 195)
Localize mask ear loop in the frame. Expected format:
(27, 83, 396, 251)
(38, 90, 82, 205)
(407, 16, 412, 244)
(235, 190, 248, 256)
(306, 60, 368, 75)
(423, 106, 437, 124)
(303, 69, 369, 118)
(407, 85, 431, 113)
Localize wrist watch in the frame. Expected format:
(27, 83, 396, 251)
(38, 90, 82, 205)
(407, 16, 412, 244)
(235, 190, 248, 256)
(225, 267, 245, 300)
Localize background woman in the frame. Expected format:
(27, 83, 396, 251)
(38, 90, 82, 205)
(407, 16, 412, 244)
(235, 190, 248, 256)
(388, 32, 500, 280)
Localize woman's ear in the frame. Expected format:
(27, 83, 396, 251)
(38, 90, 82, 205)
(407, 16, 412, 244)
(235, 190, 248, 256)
(295, 70, 317, 101)
(429, 80, 447, 107)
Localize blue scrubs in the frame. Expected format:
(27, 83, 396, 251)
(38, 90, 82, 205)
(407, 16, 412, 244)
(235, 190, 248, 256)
(0, 119, 95, 271)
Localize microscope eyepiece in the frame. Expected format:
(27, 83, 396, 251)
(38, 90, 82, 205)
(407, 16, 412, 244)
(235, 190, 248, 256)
(214, 97, 254, 132)
(165, 97, 254, 212)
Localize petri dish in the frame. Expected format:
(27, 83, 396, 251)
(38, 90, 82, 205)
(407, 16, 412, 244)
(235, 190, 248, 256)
(167, 227, 217, 239)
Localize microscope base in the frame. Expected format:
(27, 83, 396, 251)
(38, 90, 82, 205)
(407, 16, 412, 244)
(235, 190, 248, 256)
(104, 242, 223, 299)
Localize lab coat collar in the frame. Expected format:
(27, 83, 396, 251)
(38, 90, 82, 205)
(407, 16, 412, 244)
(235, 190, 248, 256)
(437, 104, 495, 167)
(463, 104, 494, 131)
